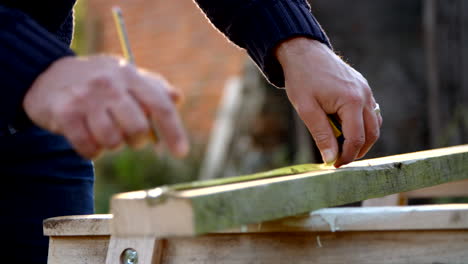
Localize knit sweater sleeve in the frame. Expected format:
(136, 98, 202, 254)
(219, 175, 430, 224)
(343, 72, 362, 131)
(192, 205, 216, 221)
(193, 0, 332, 88)
(0, 5, 75, 125)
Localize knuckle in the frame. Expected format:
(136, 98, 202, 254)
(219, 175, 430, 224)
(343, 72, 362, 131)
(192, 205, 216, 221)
(347, 137, 366, 149)
(154, 103, 174, 117)
(122, 63, 138, 78)
(55, 102, 79, 123)
(345, 92, 364, 106)
(91, 121, 122, 147)
(126, 121, 150, 138)
(90, 75, 123, 98)
(106, 134, 123, 149)
(69, 86, 89, 105)
(295, 102, 315, 116)
(75, 140, 100, 159)
(368, 129, 380, 142)
(362, 86, 373, 98)
(95, 129, 115, 147)
(311, 130, 332, 146)
(91, 74, 114, 89)
(70, 132, 91, 147)
(82, 147, 101, 159)
(100, 120, 115, 134)
(132, 122, 150, 136)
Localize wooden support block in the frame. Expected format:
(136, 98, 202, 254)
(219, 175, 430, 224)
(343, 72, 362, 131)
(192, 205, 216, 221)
(105, 235, 160, 264)
(44, 214, 111, 264)
(47, 236, 109, 264)
(110, 145, 468, 237)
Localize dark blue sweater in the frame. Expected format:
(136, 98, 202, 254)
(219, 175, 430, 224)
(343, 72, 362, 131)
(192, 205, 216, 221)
(0, 0, 330, 129)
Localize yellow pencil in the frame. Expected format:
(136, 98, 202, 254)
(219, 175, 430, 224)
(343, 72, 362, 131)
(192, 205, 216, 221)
(112, 6, 135, 64)
(112, 6, 159, 143)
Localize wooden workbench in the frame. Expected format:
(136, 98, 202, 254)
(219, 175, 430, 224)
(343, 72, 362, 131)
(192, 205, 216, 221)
(44, 145, 468, 263)
(44, 205, 468, 264)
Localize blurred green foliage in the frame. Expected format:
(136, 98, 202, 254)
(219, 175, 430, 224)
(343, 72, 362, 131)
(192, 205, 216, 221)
(94, 146, 204, 213)
(71, 0, 89, 55)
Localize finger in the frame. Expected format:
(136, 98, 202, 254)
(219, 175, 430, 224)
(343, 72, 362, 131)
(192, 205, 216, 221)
(372, 100, 383, 127)
(87, 108, 123, 150)
(296, 99, 339, 164)
(108, 96, 151, 149)
(132, 82, 189, 158)
(150, 99, 189, 158)
(377, 112, 383, 127)
(61, 115, 101, 159)
(335, 104, 365, 167)
(138, 70, 183, 105)
(356, 106, 380, 159)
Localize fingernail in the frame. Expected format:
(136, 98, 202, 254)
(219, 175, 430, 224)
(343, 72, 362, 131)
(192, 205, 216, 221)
(321, 149, 337, 165)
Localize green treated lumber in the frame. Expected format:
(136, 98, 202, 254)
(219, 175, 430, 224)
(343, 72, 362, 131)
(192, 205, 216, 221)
(110, 145, 468, 237)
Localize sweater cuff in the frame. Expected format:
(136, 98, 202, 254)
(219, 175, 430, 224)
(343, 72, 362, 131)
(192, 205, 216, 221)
(235, 0, 331, 88)
(0, 6, 75, 126)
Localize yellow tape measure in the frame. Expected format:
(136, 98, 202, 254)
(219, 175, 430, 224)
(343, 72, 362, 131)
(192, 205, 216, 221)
(328, 114, 344, 153)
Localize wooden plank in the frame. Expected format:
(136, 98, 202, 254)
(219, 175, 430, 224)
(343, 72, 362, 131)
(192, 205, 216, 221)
(47, 236, 109, 264)
(44, 214, 111, 236)
(46, 231, 468, 264)
(159, 231, 468, 264)
(43, 204, 468, 236)
(225, 204, 468, 233)
(110, 145, 468, 237)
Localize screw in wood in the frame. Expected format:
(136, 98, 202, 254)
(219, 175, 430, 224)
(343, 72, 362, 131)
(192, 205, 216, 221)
(121, 248, 138, 264)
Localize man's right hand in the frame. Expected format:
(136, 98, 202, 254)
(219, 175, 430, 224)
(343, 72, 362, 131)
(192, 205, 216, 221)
(23, 55, 189, 159)
(276, 38, 382, 167)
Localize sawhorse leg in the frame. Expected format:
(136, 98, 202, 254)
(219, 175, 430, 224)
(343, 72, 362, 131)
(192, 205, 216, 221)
(106, 235, 162, 264)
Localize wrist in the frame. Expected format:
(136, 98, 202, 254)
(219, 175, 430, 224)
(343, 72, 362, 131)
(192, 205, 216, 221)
(275, 37, 330, 68)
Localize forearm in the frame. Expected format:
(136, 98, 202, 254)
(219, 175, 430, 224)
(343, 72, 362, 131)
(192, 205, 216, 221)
(0, 5, 74, 125)
(193, 0, 332, 87)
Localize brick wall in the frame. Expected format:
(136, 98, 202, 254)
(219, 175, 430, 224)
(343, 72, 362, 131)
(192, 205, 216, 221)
(83, 0, 247, 143)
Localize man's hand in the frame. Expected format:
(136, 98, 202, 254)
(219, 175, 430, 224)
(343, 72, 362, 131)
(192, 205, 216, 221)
(24, 55, 189, 159)
(276, 38, 382, 167)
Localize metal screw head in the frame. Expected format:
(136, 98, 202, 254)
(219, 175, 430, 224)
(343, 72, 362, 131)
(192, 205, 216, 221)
(121, 248, 138, 264)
